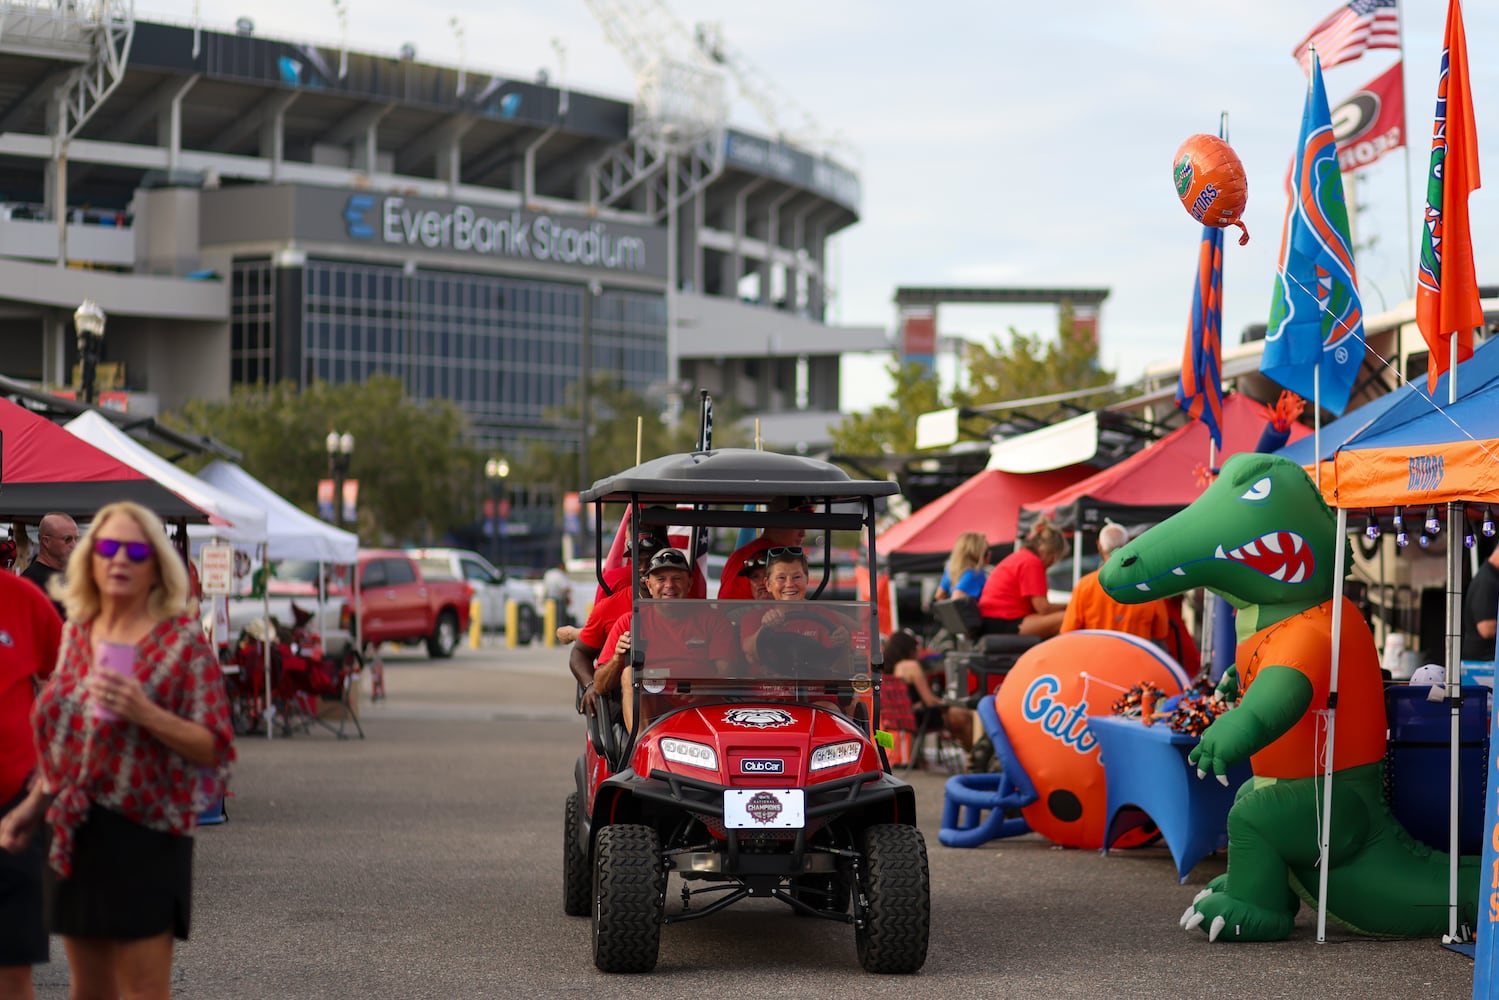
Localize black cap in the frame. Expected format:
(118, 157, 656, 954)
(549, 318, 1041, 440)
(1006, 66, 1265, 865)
(737, 553, 768, 577)
(645, 548, 690, 575)
(631, 529, 668, 561)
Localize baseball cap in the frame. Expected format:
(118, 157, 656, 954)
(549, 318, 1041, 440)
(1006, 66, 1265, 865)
(631, 529, 669, 561)
(737, 553, 768, 578)
(645, 547, 690, 575)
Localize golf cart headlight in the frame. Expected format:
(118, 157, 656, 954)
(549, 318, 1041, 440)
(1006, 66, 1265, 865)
(809, 741, 862, 771)
(660, 737, 718, 770)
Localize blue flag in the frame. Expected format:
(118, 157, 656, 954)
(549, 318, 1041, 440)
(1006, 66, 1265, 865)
(1177, 224, 1225, 449)
(1262, 53, 1366, 415)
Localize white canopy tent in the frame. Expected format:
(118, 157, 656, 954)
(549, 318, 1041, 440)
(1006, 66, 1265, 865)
(197, 460, 357, 563)
(64, 411, 268, 545)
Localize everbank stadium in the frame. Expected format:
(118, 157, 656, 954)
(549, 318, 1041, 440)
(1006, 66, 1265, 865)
(0, 2, 882, 482)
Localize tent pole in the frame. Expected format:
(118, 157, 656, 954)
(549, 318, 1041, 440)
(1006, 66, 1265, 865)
(1445, 500, 1463, 940)
(1315, 505, 1349, 943)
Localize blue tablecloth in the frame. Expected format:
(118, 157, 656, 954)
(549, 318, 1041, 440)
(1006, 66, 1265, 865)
(1088, 714, 1251, 882)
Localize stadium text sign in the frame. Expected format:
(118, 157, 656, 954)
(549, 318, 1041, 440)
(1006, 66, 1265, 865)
(340, 193, 664, 276)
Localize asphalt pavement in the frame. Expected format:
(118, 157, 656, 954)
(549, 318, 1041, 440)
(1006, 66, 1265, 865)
(27, 637, 1480, 999)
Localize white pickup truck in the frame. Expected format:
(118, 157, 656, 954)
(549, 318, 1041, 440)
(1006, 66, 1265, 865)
(407, 548, 542, 645)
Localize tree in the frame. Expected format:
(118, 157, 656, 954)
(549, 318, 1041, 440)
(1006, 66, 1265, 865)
(829, 360, 944, 456)
(831, 304, 1121, 456)
(166, 377, 482, 545)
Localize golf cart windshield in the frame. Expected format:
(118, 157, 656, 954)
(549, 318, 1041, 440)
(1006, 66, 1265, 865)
(631, 598, 875, 726)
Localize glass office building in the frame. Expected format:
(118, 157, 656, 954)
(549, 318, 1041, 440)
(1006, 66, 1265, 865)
(231, 256, 666, 446)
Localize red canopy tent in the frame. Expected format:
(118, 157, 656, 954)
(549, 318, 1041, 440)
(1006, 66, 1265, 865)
(0, 398, 208, 522)
(879, 465, 1093, 572)
(1021, 393, 1311, 533)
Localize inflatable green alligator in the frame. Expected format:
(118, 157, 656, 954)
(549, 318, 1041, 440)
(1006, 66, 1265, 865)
(1098, 453, 1478, 942)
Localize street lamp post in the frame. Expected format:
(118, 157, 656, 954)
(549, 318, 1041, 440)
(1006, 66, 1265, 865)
(74, 298, 106, 405)
(485, 456, 510, 567)
(326, 430, 355, 530)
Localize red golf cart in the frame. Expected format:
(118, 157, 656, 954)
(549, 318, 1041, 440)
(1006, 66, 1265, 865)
(562, 449, 929, 974)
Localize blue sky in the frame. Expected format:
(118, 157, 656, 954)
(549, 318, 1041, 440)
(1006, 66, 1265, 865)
(145, 1, 1499, 411)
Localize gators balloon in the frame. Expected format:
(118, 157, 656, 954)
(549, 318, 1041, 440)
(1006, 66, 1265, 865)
(1098, 453, 1479, 942)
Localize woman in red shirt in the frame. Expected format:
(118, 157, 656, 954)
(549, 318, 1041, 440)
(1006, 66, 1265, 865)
(977, 520, 1068, 638)
(0, 501, 234, 1000)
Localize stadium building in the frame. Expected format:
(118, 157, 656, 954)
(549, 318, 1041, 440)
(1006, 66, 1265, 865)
(0, 5, 881, 545)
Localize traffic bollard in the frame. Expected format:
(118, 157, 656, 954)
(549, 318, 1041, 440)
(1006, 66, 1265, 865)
(505, 599, 518, 649)
(469, 597, 482, 649)
(544, 599, 558, 647)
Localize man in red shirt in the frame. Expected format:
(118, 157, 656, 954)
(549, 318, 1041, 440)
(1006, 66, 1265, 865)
(0, 570, 63, 998)
(569, 530, 667, 717)
(594, 548, 734, 729)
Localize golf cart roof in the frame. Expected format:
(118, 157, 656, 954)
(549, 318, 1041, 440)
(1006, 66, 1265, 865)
(580, 448, 900, 505)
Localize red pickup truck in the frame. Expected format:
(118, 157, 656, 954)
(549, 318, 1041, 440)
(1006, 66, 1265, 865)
(342, 550, 473, 659)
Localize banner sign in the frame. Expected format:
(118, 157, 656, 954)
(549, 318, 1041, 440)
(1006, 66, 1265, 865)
(199, 542, 234, 595)
(1331, 60, 1405, 173)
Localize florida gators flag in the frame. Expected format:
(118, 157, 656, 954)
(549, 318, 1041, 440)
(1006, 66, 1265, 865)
(1416, 0, 1482, 393)
(1262, 53, 1366, 416)
(1177, 224, 1224, 449)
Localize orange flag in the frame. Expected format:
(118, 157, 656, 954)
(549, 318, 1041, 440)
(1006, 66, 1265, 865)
(1415, 0, 1482, 394)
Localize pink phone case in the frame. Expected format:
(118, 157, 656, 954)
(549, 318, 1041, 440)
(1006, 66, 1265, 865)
(92, 641, 136, 721)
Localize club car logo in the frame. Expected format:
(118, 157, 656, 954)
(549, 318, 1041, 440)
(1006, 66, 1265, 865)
(745, 791, 784, 824)
(740, 758, 785, 774)
(723, 707, 794, 729)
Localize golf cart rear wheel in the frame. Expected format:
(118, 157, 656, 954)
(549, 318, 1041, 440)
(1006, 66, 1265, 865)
(855, 824, 930, 974)
(562, 793, 590, 916)
(592, 824, 664, 973)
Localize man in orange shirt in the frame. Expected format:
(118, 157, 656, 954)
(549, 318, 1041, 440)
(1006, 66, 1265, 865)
(1062, 522, 1173, 643)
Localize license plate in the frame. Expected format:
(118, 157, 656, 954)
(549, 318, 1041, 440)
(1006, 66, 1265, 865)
(723, 788, 805, 829)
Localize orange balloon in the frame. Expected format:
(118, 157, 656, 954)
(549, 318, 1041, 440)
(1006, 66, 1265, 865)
(994, 632, 1189, 849)
(1173, 134, 1250, 244)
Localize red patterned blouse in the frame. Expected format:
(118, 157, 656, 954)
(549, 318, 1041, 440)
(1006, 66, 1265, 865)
(33, 615, 236, 877)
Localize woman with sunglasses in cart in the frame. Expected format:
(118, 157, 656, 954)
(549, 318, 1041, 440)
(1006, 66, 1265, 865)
(0, 501, 235, 1000)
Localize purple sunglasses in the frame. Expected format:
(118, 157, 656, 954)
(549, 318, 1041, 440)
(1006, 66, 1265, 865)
(94, 538, 153, 563)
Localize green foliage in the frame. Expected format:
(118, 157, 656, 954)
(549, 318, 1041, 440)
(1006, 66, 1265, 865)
(831, 304, 1121, 455)
(829, 361, 943, 456)
(166, 377, 482, 545)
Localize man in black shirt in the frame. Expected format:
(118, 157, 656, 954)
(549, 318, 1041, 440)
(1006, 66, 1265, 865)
(20, 511, 77, 619)
(1462, 545, 1499, 662)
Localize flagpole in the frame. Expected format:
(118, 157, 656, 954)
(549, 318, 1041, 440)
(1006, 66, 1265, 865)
(1397, 0, 1416, 297)
(1445, 332, 1460, 942)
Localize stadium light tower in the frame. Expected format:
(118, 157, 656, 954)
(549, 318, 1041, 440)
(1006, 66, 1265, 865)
(450, 16, 466, 97)
(332, 0, 349, 79)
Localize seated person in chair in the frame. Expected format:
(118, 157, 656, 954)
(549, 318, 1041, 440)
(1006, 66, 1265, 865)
(977, 520, 1068, 638)
(883, 629, 975, 752)
(594, 548, 734, 729)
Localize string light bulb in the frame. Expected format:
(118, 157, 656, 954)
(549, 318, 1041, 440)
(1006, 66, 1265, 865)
(1364, 511, 1380, 540)
(1418, 532, 1431, 549)
(1393, 506, 1405, 532)
(1484, 506, 1495, 538)
(1425, 505, 1441, 534)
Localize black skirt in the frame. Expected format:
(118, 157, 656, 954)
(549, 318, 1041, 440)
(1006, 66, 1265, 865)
(44, 804, 194, 941)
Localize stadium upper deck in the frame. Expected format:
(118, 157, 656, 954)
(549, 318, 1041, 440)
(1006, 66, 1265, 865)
(0, 9, 879, 465)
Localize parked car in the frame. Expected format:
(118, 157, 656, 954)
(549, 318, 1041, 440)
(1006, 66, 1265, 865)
(408, 548, 541, 645)
(343, 550, 473, 659)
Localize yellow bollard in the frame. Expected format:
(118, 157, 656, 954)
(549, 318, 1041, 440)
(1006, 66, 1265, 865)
(505, 598, 518, 649)
(469, 597, 483, 649)
(543, 598, 558, 647)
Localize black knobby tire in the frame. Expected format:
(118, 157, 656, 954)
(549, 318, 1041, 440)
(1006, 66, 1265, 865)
(515, 605, 538, 645)
(562, 793, 591, 916)
(855, 824, 930, 974)
(592, 824, 664, 973)
(427, 610, 459, 659)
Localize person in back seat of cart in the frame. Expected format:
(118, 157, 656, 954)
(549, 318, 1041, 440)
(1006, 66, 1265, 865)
(568, 530, 667, 717)
(718, 499, 809, 600)
(593, 548, 734, 729)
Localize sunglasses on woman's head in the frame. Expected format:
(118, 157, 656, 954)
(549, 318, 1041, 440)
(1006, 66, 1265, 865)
(94, 538, 152, 562)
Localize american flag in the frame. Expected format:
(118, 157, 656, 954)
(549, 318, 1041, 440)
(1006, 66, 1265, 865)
(1293, 0, 1400, 73)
